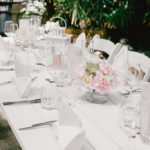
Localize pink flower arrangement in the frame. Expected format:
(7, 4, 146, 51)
(77, 61, 117, 92)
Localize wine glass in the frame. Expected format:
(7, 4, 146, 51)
(10, 23, 18, 35)
(127, 62, 143, 93)
(4, 20, 13, 36)
(118, 92, 140, 150)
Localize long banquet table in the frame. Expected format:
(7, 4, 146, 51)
(0, 37, 150, 150)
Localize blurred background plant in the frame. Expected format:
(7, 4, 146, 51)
(18, 0, 150, 56)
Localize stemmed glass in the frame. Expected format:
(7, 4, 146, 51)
(10, 23, 18, 35)
(4, 21, 13, 36)
(118, 91, 140, 150)
(126, 62, 143, 94)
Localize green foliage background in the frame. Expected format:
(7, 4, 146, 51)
(42, 0, 150, 56)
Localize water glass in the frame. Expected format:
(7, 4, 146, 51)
(10, 23, 18, 34)
(4, 20, 13, 36)
(41, 83, 60, 110)
(54, 70, 68, 87)
(118, 92, 140, 150)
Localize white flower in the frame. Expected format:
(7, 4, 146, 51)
(22, 1, 46, 16)
(105, 75, 113, 84)
(33, 1, 39, 7)
(33, 8, 38, 13)
(27, 6, 35, 12)
(20, 8, 26, 13)
(27, 3, 33, 8)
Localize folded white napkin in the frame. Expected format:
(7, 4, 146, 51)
(140, 83, 150, 143)
(113, 46, 128, 86)
(58, 100, 85, 150)
(74, 33, 86, 48)
(113, 46, 128, 69)
(14, 51, 32, 97)
(0, 36, 11, 65)
(58, 99, 81, 127)
(58, 126, 85, 150)
(15, 76, 32, 98)
(14, 51, 30, 77)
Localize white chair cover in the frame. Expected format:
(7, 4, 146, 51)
(128, 51, 150, 81)
(88, 38, 115, 55)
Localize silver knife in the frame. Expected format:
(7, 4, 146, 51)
(19, 120, 57, 131)
(0, 81, 12, 85)
(0, 68, 14, 71)
(3, 99, 41, 106)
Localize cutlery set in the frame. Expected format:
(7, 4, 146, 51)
(19, 120, 57, 131)
(3, 99, 57, 130)
(3, 99, 41, 106)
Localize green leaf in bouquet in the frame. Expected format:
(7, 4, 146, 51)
(85, 63, 99, 77)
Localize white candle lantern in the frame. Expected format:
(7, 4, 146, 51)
(47, 17, 72, 69)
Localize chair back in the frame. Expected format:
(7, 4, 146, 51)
(88, 38, 115, 55)
(128, 51, 150, 81)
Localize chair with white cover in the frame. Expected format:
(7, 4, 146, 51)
(88, 38, 115, 56)
(107, 43, 122, 64)
(73, 32, 86, 48)
(128, 51, 150, 82)
(113, 46, 150, 82)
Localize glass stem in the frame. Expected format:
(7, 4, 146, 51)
(128, 136, 135, 150)
(91, 89, 95, 102)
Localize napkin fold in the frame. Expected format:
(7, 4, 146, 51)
(14, 51, 30, 77)
(0, 36, 11, 65)
(58, 100, 85, 150)
(58, 99, 81, 127)
(140, 83, 150, 143)
(74, 33, 86, 48)
(113, 46, 128, 86)
(15, 76, 32, 98)
(14, 51, 32, 98)
(58, 126, 85, 150)
(113, 46, 128, 69)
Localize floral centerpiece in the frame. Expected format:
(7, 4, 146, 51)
(20, 1, 46, 18)
(77, 61, 117, 94)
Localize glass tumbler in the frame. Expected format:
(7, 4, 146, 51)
(41, 83, 60, 110)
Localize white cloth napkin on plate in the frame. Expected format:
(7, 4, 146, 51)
(14, 51, 32, 98)
(58, 100, 85, 150)
(0, 36, 11, 65)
